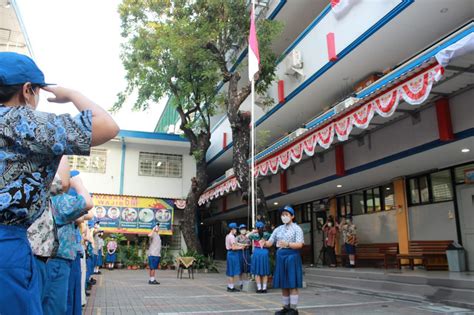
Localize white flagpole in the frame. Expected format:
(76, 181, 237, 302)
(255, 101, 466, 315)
(250, 0, 256, 229)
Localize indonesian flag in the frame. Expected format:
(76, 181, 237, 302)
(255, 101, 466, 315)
(248, 6, 260, 82)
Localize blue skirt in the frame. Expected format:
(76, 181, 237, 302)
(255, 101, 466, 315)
(238, 249, 251, 274)
(96, 250, 103, 267)
(273, 248, 303, 289)
(251, 247, 270, 276)
(226, 251, 241, 277)
(106, 253, 116, 263)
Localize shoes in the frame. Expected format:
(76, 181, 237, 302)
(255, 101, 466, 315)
(227, 287, 240, 292)
(275, 307, 290, 315)
(286, 309, 299, 315)
(90, 278, 97, 285)
(148, 280, 160, 285)
(256, 289, 262, 293)
(261, 289, 267, 293)
(85, 291, 90, 297)
(94, 271, 102, 275)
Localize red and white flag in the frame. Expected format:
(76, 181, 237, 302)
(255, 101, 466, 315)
(248, 6, 260, 81)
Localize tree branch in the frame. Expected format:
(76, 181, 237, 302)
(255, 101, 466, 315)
(205, 42, 231, 82)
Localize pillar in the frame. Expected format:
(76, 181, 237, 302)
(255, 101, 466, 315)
(326, 32, 337, 62)
(279, 171, 288, 194)
(329, 198, 340, 254)
(335, 144, 345, 176)
(278, 80, 285, 103)
(435, 98, 454, 141)
(394, 178, 410, 264)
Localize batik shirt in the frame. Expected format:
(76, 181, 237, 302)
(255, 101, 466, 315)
(0, 105, 92, 227)
(236, 234, 251, 247)
(51, 193, 87, 260)
(341, 223, 357, 245)
(268, 222, 304, 248)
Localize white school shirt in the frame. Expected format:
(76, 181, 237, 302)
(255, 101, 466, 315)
(268, 222, 304, 248)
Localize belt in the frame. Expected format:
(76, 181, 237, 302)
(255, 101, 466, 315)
(35, 255, 49, 263)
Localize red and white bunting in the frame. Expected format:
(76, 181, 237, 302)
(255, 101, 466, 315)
(174, 199, 187, 209)
(198, 64, 444, 206)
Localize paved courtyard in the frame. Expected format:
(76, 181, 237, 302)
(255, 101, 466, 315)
(84, 269, 474, 315)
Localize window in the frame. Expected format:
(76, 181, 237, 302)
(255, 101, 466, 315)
(337, 196, 350, 218)
(454, 163, 474, 184)
(68, 149, 107, 173)
(351, 190, 365, 215)
(383, 183, 395, 210)
(408, 171, 454, 205)
(139, 152, 182, 178)
(170, 225, 181, 250)
(431, 170, 453, 202)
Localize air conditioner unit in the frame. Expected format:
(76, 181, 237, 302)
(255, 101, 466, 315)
(285, 50, 304, 78)
(334, 97, 360, 114)
(287, 128, 308, 141)
(225, 168, 234, 178)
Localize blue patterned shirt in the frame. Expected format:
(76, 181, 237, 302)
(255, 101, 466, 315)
(51, 194, 87, 260)
(268, 223, 305, 247)
(0, 105, 92, 227)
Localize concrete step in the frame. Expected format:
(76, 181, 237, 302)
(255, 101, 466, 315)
(304, 267, 474, 308)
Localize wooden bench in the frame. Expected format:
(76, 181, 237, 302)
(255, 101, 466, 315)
(396, 240, 451, 271)
(338, 243, 399, 269)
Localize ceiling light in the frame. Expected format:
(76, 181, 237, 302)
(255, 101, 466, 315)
(440, 8, 448, 13)
(273, 202, 279, 205)
(336, 184, 342, 188)
(386, 187, 391, 191)
(461, 148, 470, 153)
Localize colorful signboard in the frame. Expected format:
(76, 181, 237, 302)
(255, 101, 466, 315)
(92, 194, 174, 235)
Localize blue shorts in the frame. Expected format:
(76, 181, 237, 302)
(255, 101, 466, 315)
(0, 225, 42, 315)
(345, 244, 356, 255)
(148, 256, 161, 270)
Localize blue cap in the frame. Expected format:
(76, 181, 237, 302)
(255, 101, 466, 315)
(70, 170, 80, 177)
(256, 221, 265, 229)
(239, 224, 247, 229)
(0, 52, 52, 86)
(68, 187, 78, 197)
(279, 205, 295, 216)
(228, 222, 238, 229)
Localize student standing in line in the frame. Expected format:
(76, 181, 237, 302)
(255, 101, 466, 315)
(226, 222, 243, 292)
(262, 205, 304, 315)
(147, 224, 162, 285)
(106, 235, 118, 270)
(0, 51, 119, 315)
(93, 222, 104, 275)
(236, 223, 251, 289)
(248, 221, 271, 293)
(44, 170, 93, 315)
(341, 217, 357, 268)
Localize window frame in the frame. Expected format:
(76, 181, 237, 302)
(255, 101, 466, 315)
(68, 148, 107, 174)
(138, 152, 183, 178)
(407, 170, 454, 206)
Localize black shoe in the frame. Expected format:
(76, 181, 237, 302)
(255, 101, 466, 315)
(261, 289, 267, 293)
(90, 278, 97, 285)
(85, 291, 90, 297)
(286, 309, 299, 315)
(148, 280, 160, 285)
(275, 307, 290, 315)
(256, 289, 262, 293)
(227, 287, 240, 292)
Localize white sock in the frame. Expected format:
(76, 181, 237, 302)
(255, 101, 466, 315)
(257, 283, 262, 290)
(290, 295, 299, 308)
(350, 259, 355, 265)
(150, 277, 155, 281)
(282, 296, 290, 306)
(228, 283, 234, 289)
(263, 283, 267, 290)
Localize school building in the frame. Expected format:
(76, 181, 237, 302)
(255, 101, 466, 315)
(0, 0, 32, 56)
(155, 0, 474, 270)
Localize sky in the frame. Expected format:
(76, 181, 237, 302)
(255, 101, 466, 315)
(16, 0, 167, 132)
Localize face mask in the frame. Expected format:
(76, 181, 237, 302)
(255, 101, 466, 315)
(346, 220, 351, 225)
(281, 215, 291, 224)
(328, 222, 333, 227)
(27, 88, 39, 108)
(240, 229, 246, 234)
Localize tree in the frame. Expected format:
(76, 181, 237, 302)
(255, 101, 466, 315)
(202, 1, 282, 220)
(115, 0, 224, 252)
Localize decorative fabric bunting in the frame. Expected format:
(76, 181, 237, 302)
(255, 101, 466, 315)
(198, 63, 444, 206)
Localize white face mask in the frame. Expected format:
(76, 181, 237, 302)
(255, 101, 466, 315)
(240, 229, 247, 234)
(281, 215, 291, 224)
(27, 88, 39, 109)
(328, 222, 333, 227)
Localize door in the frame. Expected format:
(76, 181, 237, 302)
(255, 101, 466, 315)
(457, 185, 474, 271)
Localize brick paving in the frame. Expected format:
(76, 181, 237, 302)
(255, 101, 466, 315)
(84, 269, 474, 315)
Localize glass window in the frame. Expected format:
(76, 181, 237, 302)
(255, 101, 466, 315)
(337, 196, 347, 218)
(454, 163, 474, 184)
(383, 183, 395, 210)
(68, 149, 107, 173)
(373, 187, 382, 212)
(419, 176, 429, 203)
(409, 178, 420, 205)
(139, 152, 182, 178)
(366, 189, 375, 213)
(431, 170, 453, 202)
(352, 190, 365, 215)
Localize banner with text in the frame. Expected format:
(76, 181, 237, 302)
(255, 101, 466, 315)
(92, 194, 174, 235)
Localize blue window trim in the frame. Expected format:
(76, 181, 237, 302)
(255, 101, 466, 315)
(214, 127, 474, 216)
(119, 130, 189, 142)
(119, 138, 126, 195)
(207, 0, 413, 165)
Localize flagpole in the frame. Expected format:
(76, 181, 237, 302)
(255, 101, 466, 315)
(250, 0, 256, 229)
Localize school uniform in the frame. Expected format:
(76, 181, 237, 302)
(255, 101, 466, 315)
(106, 240, 118, 264)
(249, 232, 271, 276)
(236, 234, 251, 274)
(225, 233, 241, 277)
(148, 232, 162, 270)
(0, 53, 93, 315)
(66, 227, 83, 315)
(97, 238, 104, 267)
(269, 222, 304, 289)
(44, 193, 87, 315)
